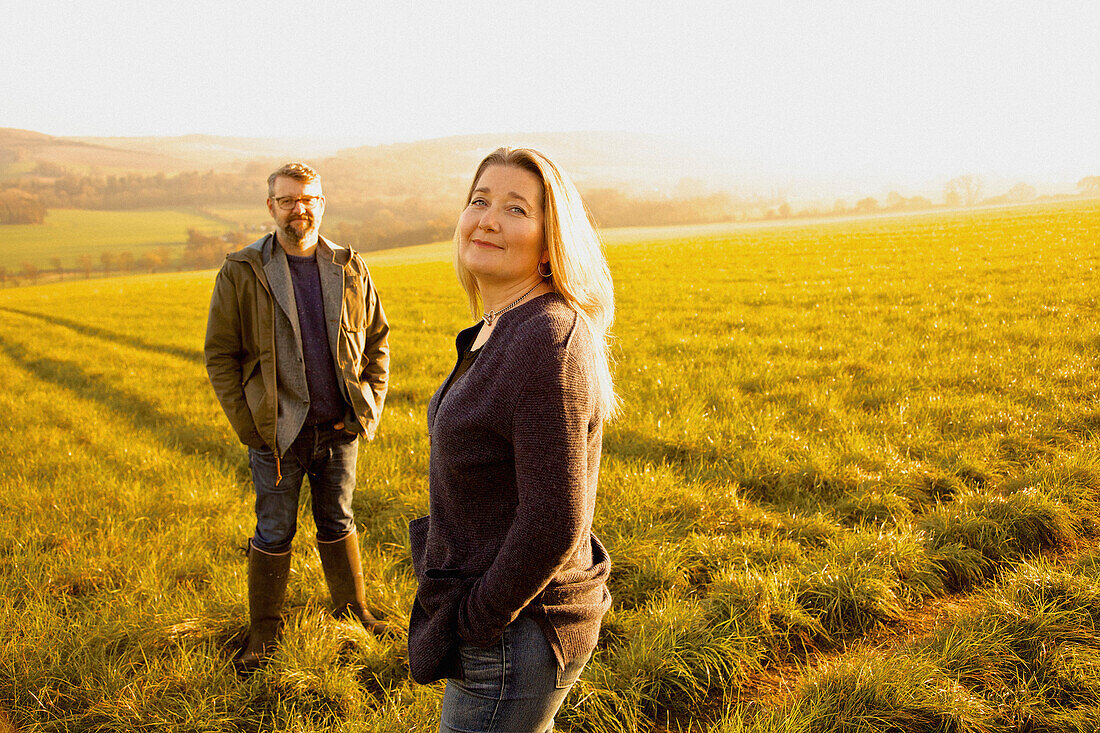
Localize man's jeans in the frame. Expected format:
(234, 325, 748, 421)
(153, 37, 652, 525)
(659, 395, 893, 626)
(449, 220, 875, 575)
(439, 616, 589, 733)
(248, 424, 359, 554)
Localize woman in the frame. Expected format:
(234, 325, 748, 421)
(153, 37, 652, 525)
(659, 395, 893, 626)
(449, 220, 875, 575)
(408, 147, 617, 732)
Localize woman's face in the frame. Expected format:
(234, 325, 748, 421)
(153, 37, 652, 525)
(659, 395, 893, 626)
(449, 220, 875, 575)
(457, 165, 548, 289)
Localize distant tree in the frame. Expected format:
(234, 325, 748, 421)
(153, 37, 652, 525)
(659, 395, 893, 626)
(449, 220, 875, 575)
(187, 227, 219, 246)
(777, 202, 791, 218)
(227, 230, 254, 247)
(101, 251, 117, 275)
(855, 197, 879, 213)
(137, 252, 163, 273)
(33, 161, 68, 177)
(1007, 182, 1037, 202)
(0, 265, 7, 286)
(50, 256, 63, 276)
(0, 188, 47, 224)
(1077, 176, 1100, 196)
(22, 261, 39, 284)
(78, 254, 93, 279)
(153, 246, 174, 270)
(118, 251, 135, 273)
(885, 191, 906, 210)
(945, 175, 983, 207)
(181, 228, 232, 270)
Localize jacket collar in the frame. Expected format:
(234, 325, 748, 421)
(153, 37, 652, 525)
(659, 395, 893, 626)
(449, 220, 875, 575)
(226, 233, 350, 349)
(262, 238, 302, 347)
(317, 243, 345, 359)
(227, 232, 351, 266)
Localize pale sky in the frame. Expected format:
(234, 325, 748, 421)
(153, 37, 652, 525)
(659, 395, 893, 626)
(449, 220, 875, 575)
(3, 1, 1098, 187)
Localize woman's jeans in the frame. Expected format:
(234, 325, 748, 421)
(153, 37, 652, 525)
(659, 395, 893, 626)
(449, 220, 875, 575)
(248, 423, 359, 553)
(440, 616, 588, 733)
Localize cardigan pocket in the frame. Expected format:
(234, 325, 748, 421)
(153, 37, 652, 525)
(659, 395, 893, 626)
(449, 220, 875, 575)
(408, 573, 476, 684)
(539, 533, 612, 608)
(426, 568, 465, 579)
(409, 515, 430, 578)
(407, 514, 481, 684)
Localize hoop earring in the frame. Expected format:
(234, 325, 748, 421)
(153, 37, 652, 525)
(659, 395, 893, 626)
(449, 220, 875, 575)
(537, 261, 552, 278)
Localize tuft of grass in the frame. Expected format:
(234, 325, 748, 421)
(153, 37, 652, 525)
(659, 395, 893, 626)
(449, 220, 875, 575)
(681, 531, 806, 588)
(915, 469, 966, 503)
(705, 565, 829, 659)
(797, 557, 903, 636)
(733, 652, 995, 733)
(604, 539, 688, 611)
(779, 512, 839, 547)
(622, 596, 761, 708)
(922, 488, 1077, 590)
(919, 561, 1100, 732)
(837, 489, 915, 526)
(929, 542, 995, 593)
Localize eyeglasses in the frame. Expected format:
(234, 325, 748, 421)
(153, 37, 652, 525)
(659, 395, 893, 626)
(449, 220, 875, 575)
(271, 195, 324, 210)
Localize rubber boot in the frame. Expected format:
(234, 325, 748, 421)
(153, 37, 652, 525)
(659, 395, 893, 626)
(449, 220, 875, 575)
(235, 541, 292, 673)
(317, 530, 390, 636)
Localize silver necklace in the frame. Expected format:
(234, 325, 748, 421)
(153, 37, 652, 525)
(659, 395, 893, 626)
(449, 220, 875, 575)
(482, 283, 541, 326)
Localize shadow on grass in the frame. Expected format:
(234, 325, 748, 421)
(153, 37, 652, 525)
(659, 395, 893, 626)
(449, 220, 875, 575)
(0, 306, 203, 365)
(0, 333, 240, 469)
(604, 428, 738, 481)
(604, 428, 852, 506)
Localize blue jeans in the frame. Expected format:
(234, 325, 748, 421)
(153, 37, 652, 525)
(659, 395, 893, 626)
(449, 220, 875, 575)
(440, 616, 589, 733)
(248, 423, 359, 554)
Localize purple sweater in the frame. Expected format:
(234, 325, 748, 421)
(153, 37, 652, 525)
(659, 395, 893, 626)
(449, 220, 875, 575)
(407, 293, 612, 684)
(285, 251, 344, 425)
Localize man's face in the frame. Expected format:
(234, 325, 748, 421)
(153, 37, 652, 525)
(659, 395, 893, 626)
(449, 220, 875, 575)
(267, 176, 325, 245)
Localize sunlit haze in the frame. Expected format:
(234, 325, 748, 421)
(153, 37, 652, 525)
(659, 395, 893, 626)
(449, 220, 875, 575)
(4, 1, 1098, 190)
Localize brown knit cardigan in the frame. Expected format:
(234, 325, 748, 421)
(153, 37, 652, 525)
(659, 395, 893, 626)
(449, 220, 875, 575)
(407, 293, 612, 684)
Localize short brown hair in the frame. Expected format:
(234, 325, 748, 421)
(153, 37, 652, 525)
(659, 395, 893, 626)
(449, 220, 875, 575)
(267, 162, 320, 196)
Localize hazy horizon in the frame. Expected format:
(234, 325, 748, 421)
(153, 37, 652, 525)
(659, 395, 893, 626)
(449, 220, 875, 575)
(5, 1, 1099, 191)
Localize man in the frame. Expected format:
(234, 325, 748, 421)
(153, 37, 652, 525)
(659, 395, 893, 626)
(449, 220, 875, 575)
(205, 162, 390, 671)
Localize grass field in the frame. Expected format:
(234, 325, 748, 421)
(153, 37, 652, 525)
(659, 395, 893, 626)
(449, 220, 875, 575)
(200, 206, 273, 229)
(0, 208, 227, 269)
(1, 199, 1099, 731)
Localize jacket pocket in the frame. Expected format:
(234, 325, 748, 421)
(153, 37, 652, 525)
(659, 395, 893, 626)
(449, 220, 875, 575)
(341, 276, 367, 332)
(241, 357, 266, 414)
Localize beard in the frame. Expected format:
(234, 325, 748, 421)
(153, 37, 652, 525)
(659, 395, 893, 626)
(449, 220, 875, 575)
(280, 214, 317, 243)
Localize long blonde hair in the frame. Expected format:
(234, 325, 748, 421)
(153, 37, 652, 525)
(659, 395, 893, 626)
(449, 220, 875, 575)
(454, 147, 618, 418)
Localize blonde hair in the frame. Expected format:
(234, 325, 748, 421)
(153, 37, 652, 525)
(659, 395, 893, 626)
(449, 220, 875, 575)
(455, 147, 618, 418)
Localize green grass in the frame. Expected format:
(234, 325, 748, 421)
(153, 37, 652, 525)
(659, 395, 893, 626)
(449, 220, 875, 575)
(724, 557, 1100, 733)
(1, 199, 1099, 731)
(0, 208, 227, 269)
(200, 206, 273, 229)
